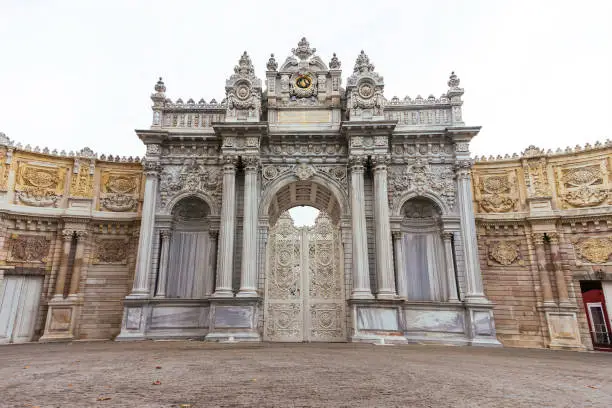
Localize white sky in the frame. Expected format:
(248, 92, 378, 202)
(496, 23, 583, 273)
(1, 0, 611, 159)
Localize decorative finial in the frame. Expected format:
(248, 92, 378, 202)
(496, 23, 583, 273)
(266, 53, 278, 71)
(234, 51, 255, 77)
(354, 50, 375, 74)
(154, 77, 166, 93)
(292, 37, 316, 60)
(447, 71, 460, 89)
(329, 52, 341, 69)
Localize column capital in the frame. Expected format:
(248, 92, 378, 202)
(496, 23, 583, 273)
(454, 159, 473, 178)
(348, 155, 367, 171)
(75, 230, 88, 241)
(441, 231, 454, 241)
(160, 229, 172, 239)
(143, 160, 162, 177)
(242, 155, 261, 172)
(371, 154, 391, 170)
(61, 230, 74, 241)
(547, 232, 560, 245)
(392, 230, 403, 240)
(531, 232, 546, 246)
(222, 155, 239, 171)
(209, 229, 219, 239)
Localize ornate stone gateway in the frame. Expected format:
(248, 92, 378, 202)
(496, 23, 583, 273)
(264, 212, 345, 342)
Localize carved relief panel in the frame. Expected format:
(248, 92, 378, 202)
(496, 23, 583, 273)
(14, 162, 66, 207)
(0, 147, 11, 191)
(69, 159, 95, 198)
(571, 236, 612, 265)
(99, 171, 141, 212)
(473, 170, 520, 213)
(555, 160, 609, 209)
(486, 239, 524, 267)
(7, 234, 51, 263)
(387, 159, 456, 211)
(92, 237, 129, 264)
(159, 161, 222, 211)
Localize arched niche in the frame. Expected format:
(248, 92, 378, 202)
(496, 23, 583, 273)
(398, 197, 449, 301)
(165, 196, 215, 298)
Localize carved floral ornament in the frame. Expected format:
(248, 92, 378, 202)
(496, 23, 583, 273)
(8, 234, 51, 263)
(476, 173, 518, 213)
(93, 238, 129, 264)
(15, 163, 65, 207)
(159, 160, 223, 210)
(488, 240, 522, 266)
(387, 159, 456, 210)
(573, 237, 612, 264)
(261, 163, 347, 188)
(559, 164, 608, 208)
(99, 172, 140, 212)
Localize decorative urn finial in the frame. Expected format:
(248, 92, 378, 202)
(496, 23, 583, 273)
(154, 77, 166, 93)
(234, 51, 255, 77)
(447, 71, 460, 89)
(266, 53, 278, 71)
(292, 37, 316, 60)
(329, 53, 341, 69)
(354, 50, 375, 73)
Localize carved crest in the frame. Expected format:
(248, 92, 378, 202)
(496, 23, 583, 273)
(93, 238, 129, 264)
(573, 237, 612, 264)
(99, 172, 140, 212)
(8, 235, 51, 263)
(15, 163, 65, 207)
(488, 241, 521, 266)
(476, 173, 517, 213)
(159, 161, 222, 210)
(558, 164, 608, 208)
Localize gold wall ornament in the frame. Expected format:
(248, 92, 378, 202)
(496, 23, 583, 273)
(573, 237, 612, 264)
(99, 171, 141, 212)
(69, 163, 94, 197)
(15, 163, 65, 207)
(488, 240, 521, 266)
(523, 159, 551, 197)
(475, 173, 518, 213)
(92, 238, 129, 264)
(8, 234, 51, 263)
(0, 148, 10, 191)
(557, 163, 609, 208)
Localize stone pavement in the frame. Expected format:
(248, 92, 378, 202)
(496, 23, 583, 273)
(0, 341, 610, 407)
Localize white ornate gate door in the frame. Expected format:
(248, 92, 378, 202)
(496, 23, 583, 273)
(264, 212, 346, 342)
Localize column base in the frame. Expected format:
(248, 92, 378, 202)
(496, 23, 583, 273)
(350, 290, 374, 300)
(236, 290, 258, 298)
(40, 298, 80, 342)
(212, 289, 234, 298)
(376, 292, 397, 300)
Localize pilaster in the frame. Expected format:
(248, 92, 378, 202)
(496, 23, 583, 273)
(155, 229, 172, 298)
(349, 156, 373, 299)
(442, 232, 460, 302)
(238, 156, 260, 297)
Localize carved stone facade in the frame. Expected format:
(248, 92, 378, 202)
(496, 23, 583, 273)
(3, 39, 611, 351)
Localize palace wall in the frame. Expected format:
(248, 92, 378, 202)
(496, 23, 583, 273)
(2, 134, 612, 348)
(473, 142, 612, 349)
(0, 139, 143, 342)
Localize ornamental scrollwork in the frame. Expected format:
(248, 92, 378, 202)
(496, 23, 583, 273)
(573, 237, 612, 264)
(488, 240, 522, 266)
(99, 171, 141, 212)
(295, 164, 315, 180)
(69, 160, 94, 198)
(558, 164, 608, 208)
(8, 235, 51, 263)
(92, 238, 129, 264)
(15, 163, 65, 207)
(476, 173, 518, 213)
(388, 159, 456, 210)
(523, 158, 551, 197)
(159, 160, 223, 209)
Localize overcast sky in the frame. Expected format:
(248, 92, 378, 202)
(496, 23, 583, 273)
(1, 0, 610, 161)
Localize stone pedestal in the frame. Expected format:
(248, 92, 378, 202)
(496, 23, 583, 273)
(204, 298, 261, 342)
(540, 304, 585, 350)
(39, 299, 81, 342)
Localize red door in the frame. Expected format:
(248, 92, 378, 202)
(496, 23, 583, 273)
(582, 289, 612, 350)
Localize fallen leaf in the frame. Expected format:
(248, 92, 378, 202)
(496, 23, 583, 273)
(67, 384, 73, 387)
(96, 396, 112, 401)
(152, 380, 162, 385)
(23, 366, 29, 369)
(105, 385, 112, 389)
(251, 378, 257, 382)
(155, 366, 162, 369)
(179, 405, 192, 408)
(586, 385, 598, 389)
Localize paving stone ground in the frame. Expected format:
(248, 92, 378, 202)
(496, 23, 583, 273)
(0, 341, 611, 408)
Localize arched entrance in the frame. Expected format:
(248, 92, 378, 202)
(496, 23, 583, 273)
(262, 179, 347, 342)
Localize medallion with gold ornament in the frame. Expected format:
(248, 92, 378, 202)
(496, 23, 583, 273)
(290, 72, 317, 98)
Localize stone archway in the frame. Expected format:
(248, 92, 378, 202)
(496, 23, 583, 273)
(262, 180, 347, 342)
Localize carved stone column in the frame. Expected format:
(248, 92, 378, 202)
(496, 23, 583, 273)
(53, 230, 73, 299)
(68, 231, 88, 298)
(532, 232, 555, 305)
(349, 156, 373, 299)
(548, 233, 570, 306)
(214, 156, 237, 297)
(455, 161, 487, 302)
(238, 156, 259, 297)
(130, 161, 160, 297)
(155, 229, 172, 298)
(207, 230, 219, 296)
(392, 231, 407, 299)
(372, 155, 396, 299)
(442, 232, 460, 302)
